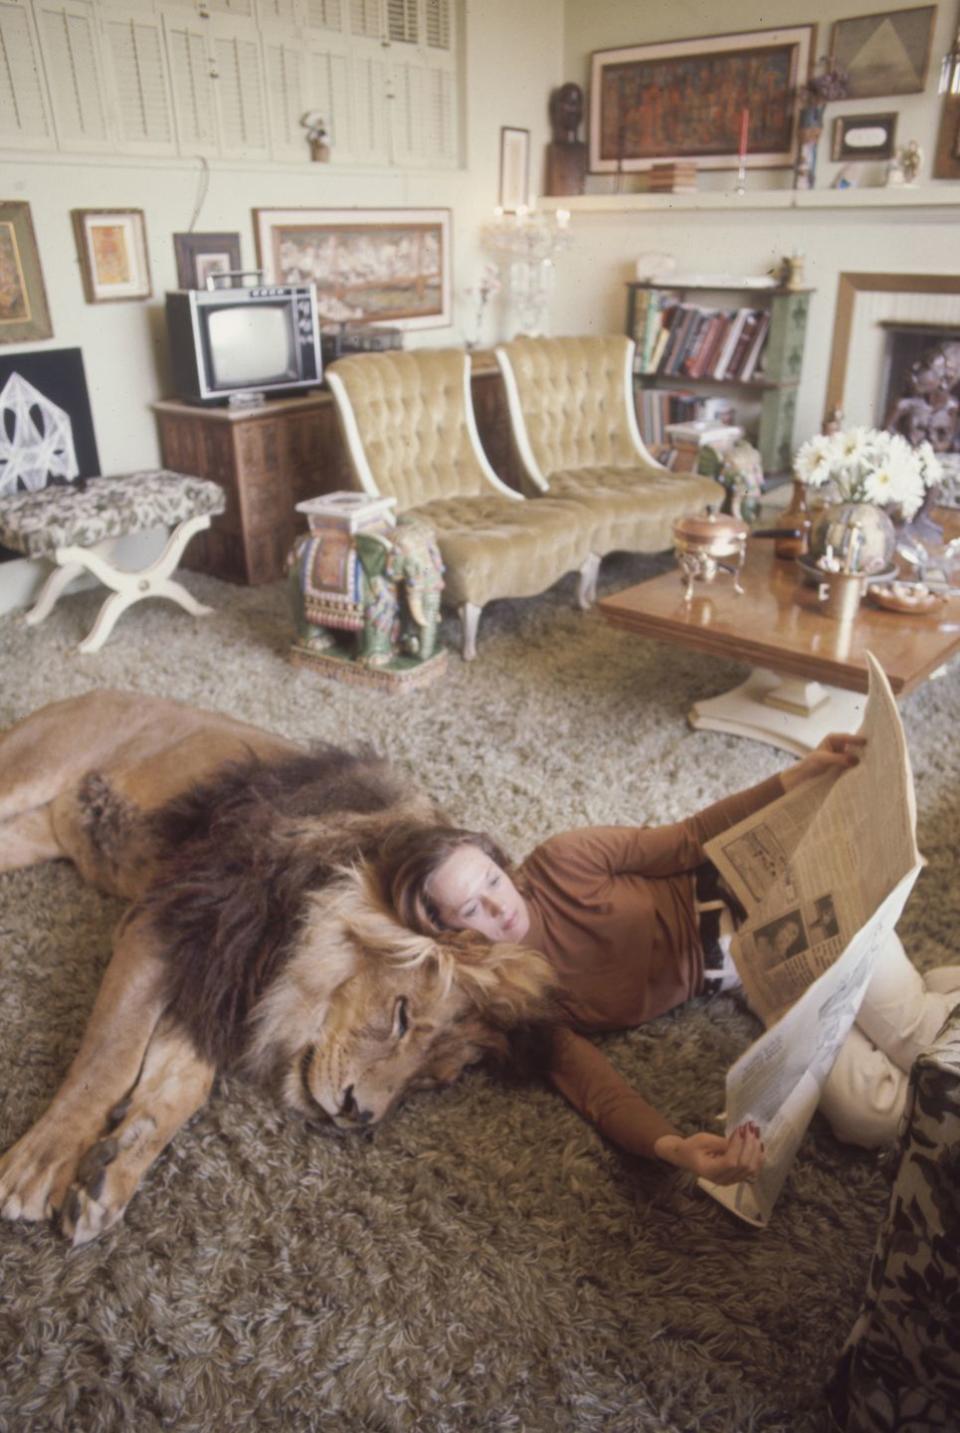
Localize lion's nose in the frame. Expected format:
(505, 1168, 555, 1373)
(339, 1085, 373, 1125)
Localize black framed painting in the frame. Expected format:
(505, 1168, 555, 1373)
(0, 347, 100, 499)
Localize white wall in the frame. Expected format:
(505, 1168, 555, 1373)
(552, 0, 960, 444)
(0, 0, 563, 477)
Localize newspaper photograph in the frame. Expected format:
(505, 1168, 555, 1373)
(698, 652, 923, 1226)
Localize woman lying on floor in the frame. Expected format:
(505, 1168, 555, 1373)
(378, 734, 959, 1186)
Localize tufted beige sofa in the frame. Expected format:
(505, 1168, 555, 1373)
(325, 349, 599, 660)
(496, 335, 723, 598)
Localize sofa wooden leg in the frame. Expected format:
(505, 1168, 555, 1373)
(577, 554, 601, 609)
(459, 603, 481, 661)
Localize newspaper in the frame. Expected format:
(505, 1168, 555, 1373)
(697, 652, 923, 1227)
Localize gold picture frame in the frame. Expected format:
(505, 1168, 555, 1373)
(253, 207, 451, 330)
(0, 201, 53, 344)
(71, 209, 152, 304)
(588, 25, 814, 172)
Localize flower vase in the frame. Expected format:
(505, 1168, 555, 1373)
(809, 501, 897, 574)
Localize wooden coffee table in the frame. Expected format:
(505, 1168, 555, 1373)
(598, 515, 960, 754)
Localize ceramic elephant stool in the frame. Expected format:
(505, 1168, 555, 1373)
(288, 497, 444, 671)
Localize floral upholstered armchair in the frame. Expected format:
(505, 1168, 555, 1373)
(828, 1002, 960, 1431)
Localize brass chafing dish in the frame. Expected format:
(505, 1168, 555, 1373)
(672, 508, 749, 603)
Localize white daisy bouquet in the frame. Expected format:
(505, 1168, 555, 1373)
(794, 427, 943, 520)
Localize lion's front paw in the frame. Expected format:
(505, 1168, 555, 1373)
(0, 1120, 87, 1224)
(60, 1115, 158, 1246)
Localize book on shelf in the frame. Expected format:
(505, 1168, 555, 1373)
(738, 311, 771, 381)
(637, 299, 772, 384)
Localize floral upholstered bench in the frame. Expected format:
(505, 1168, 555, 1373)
(0, 470, 225, 653)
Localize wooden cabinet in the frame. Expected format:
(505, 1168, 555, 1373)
(626, 280, 812, 475)
(154, 355, 524, 585)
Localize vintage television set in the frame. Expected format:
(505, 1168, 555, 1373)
(164, 274, 322, 404)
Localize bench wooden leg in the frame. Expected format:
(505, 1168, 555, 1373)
(50, 513, 214, 654)
(25, 559, 87, 627)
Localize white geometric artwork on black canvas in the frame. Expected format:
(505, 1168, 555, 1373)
(0, 371, 79, 496)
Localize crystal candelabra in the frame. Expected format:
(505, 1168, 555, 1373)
(481, 206, 572, 337)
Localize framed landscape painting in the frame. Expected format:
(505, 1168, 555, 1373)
(253, 208, 452, 330)
(589, 25, 814, 172)
(0, 201, 52, 344)
(830, 6, 936, 99)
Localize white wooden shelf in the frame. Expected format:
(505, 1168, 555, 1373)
(538, 186, 960, 213)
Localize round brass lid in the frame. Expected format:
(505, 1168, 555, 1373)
(672, 508, 749, 546)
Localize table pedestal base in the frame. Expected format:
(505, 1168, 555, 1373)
(689, 668, 869, 755)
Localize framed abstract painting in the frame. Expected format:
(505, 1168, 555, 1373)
(71, 209, 151, 303)
(830, 7, 936, 99)
(253, 207, 451, 330)
(588, 25, 814, 172)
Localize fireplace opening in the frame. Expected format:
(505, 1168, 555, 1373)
(880, 321, 960, 459)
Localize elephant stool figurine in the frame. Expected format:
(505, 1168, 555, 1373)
(288, 493, 445, 677)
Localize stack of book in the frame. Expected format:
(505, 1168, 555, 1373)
(663, 419, 744, 473)
(647, 161, 698, 194)
(633, 295, 771, 384)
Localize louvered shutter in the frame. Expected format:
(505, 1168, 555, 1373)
(0, 0, 54, 149)
(303, 0, 343, 32)
(424, 0, 450, 50)
(389, 50, 454, 167)
(162, 6, 217, 153)
(261, 23, 305, 159)
(350, 44, 387, 162)
(100, 6, 176, 153)
(204, 0, 254, 17)
(210, 13, 268, 157)
(385, 0, 416, 46)
(348, 0, 379, 40)
(255, 0, 296, 20)
(35, 1, 109, 148)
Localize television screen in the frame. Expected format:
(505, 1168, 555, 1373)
(206, 305, 296, 388)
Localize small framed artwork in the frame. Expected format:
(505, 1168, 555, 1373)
(589, 26, 814, 172)
(830, 7, 936, 99)
(832, 112, 898, 161)
(499, 126, 531, 211)
(0, 200, 53, 344)
(173, 232, 242, 290)
(253, 207, 452, 330)
(71, 209, 151, 303)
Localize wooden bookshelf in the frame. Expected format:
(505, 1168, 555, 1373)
(626, 280, 812, 475)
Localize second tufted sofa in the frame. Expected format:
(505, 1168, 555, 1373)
(496, 335, 723, 598)
(325, 349, 599, 660)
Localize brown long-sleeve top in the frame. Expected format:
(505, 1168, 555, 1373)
(518, 772, 785, 1158)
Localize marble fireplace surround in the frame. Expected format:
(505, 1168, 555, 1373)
(825, 272, 960, 431)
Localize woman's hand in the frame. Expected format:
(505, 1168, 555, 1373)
(780, 732, 866, 793)
(653, 1122, 765, 1185)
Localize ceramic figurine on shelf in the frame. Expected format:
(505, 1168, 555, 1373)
(899, 140, 923, 185)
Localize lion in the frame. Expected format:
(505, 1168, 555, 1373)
(0, 691, 555, 1246)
